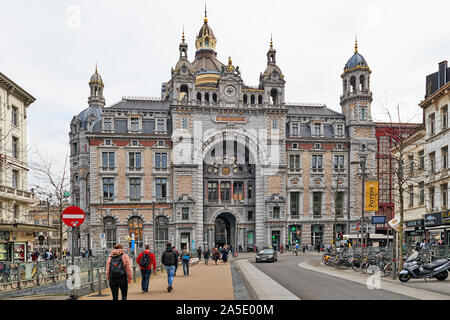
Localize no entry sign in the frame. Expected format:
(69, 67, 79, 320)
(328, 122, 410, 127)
(62, 206, 85, 227)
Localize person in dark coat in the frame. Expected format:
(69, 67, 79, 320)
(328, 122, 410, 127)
(203, 248, 210, 265)
(221, 246, 229, 263)
(197, 247, 202, 261)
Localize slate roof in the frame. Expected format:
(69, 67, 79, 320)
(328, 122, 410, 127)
(287, 104, 344, 118)
(107, 97, 170, 111)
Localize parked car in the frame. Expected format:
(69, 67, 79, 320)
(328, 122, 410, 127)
(255, 248, 277, 263)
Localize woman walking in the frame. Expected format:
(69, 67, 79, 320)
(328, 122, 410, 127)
(204, 248, 210, 265)
(212, 247, 220, 265)
(221, 245, 229, 263)
(106, 244, 132, 300)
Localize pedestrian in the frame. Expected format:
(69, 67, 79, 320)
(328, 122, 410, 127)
(197, 246, 202, 261)
(221, 245, 229, 263)
(136, 245, 157, 293)
(172, 246, 179, 276)
(204, 248, 210, 265)
(302, 245, 306, 254)
(88, 248, 92, 258)
(181, 247, 191, 275)
(106, 244, 132, 300)
(161, 242, 178, 292)
(213, 247, 220, 265)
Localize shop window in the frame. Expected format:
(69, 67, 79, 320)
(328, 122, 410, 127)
(128, 216, 143, 250)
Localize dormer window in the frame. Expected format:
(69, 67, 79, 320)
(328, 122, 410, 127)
(291, 123, 299, 136)
(336, 124, 343, 136)
(157, 119, 166, 132)
(313, 123, 321, 136)
(103, 117, 113, 131)
(130, 117, 139, 132)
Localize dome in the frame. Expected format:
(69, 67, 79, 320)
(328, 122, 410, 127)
(89, 66, 103, 85)
(77, 106, 102, 130)
(198, 21, 215, 39)
(344, 52, 368, 71)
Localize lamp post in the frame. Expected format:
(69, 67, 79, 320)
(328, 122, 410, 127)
(352, 159, 368, 254)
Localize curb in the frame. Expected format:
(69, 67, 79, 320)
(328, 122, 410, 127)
(232, 259, 258, 300)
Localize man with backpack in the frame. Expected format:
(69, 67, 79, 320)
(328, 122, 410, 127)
(136, 245, 156, 293)
(106, 244, 132, 300)
(161, 242, 178, 292)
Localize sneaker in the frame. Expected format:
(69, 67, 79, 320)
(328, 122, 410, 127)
(168, 285, 173, 292)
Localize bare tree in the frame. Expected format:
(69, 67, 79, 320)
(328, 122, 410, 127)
(28, 149, 70, 258)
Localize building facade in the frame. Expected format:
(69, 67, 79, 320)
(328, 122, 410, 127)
(0, 72, 54, 262)
(69, 15, 377, 254)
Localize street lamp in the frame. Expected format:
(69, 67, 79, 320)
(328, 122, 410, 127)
(351, 158, 368, 254)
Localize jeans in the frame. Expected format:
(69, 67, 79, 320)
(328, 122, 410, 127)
(182, 260, 189, 275)
(140, 269, 151, 292)
(109, 276, 128, 300)
(165, 265, 175, 286)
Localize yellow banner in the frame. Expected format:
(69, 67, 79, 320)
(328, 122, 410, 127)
(365, 181, 378, 212)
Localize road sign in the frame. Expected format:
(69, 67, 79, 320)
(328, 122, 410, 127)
(62, 206, 85, 228)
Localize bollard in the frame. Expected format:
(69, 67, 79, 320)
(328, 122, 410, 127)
(17, 264, 21, 290)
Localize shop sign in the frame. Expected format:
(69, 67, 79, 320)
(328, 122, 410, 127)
(406, 220, 424, 228)
(443, 210, 450, 225)
(364, 181, 378, 212)
(0, 231, 10, 241)
(414, 226, 425, 233)
(424, 212, 442, 227)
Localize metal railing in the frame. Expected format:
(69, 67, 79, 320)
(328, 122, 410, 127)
(0, 251, 164, 296)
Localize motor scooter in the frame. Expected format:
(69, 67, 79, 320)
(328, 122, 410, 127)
(399, 250, 450, 282)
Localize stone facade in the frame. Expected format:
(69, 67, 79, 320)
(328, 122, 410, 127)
(69, 15, 377, 254)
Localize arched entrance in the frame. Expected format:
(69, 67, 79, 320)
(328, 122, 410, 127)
(214, 212, 236, 248)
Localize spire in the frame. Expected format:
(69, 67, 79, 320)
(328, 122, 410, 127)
(204, 3, 208, 23)
(95, 62, 98, 74)
(354, 35, 358, 54)
(270, 33, 273, 49)
(182, 26, 185, 43)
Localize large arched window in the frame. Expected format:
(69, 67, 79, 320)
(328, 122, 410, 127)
(128, 216, 144, 250)
(104, 217, 116, 249)
(155, 216, 169, 255)
(270, 89, 278, 105)
(180, 85, 189, 102)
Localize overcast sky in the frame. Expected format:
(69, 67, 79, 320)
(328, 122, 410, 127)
(1, 0, 449, 187)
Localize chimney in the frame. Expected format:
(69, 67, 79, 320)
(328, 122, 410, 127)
(438, 60, 448, 88)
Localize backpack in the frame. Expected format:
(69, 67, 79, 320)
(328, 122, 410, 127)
(139, 252, 151, 268)
(162, 250, 175, 266)
(109, 255, 126, 278)
(182, 254, 190, 261)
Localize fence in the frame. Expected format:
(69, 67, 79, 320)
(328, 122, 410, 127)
(0, 250, 164, 297)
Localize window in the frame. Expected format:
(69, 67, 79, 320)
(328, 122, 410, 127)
(315, 143, 321, 150)
(360, 156, 367, 168)
(207, 182, 218, 201)
(129, 178, 141, 201)
(442, 105, 448, 130)
(247, 210, 254, 221)
(14, 204, 19, 219)
(131, 140, 138, 146)
(156, 178, 167, 199)
(290, 192, 300, 216)
(12, 170, 19, 189)
(72, 142, 78, 155)
(313, 192, 322, 216)
(130, 117, 139, 132)
(272, 119, 278, 130)
(289, 154, 301, 172)
(429, 113, 435, 135)
(105, 139, 111, 146)
(333, 155, 345, 172)
(103, 118, 112, 130)
(104, 217, 116, 249)
(409, 185, 414, 207)
(312, 155, 323, 172)
(419, 182, 424, 204)
(408, 155, 414, 175)
(247, 182, 253, 200)
(291, 123, 299, 136)
(102, 152, 115, 169)
(430, 152, 436, 173)
(11, 106, 18, 126)
(155, 153, 168, 169)
(442, 146, 448, 170)
(430, 187, 435, 209)
(220, 182, 231, 201)
(181, 117, 188, 130)
(182, 208, 189, 220)
(128, 217, 143, 250)
(337, 124, 343, 136)
(314, 123, 321, 136)
(273, 206, 280, 219)
(157, 119, 165, 132)
(337, 144, 343, 150)
(233, 181, 244, 201)
(442, 183, 448, 209)
(360, 106, 367, 121)
(335, 192, 344, 215)
(129, 152, 142, 170)
(103, 178, 114, 200)
(419, 150, 424, 170)
(12, 137, 18, 158)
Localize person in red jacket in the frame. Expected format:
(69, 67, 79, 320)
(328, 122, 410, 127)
(136, 245, 157, 293)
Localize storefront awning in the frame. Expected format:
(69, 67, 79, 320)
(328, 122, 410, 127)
(0, 223, 58, 233)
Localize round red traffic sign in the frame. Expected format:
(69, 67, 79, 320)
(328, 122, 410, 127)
(62, 206, 85, 228)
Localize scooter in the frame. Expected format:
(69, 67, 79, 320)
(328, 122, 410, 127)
(398, 250, 450, 282)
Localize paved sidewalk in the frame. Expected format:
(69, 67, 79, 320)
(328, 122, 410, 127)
(80, 260, 234, 300)
(302, 258, 450, 300)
